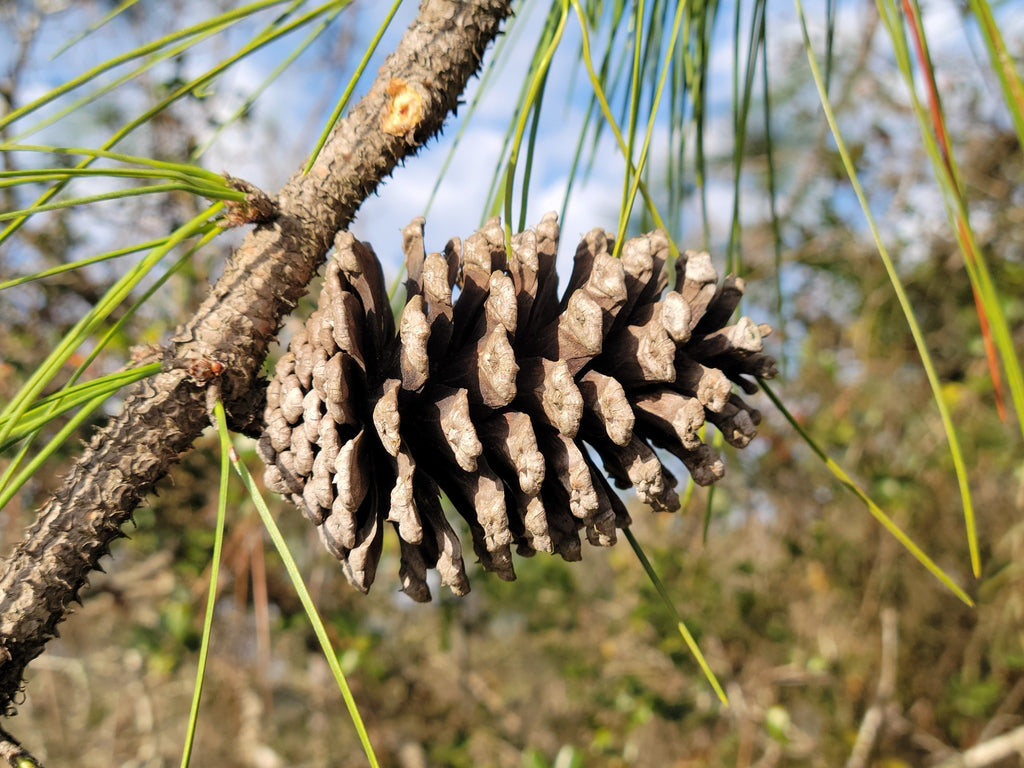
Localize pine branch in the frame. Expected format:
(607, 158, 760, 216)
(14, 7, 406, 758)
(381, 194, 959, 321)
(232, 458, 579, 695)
(0, 0, 512, 716)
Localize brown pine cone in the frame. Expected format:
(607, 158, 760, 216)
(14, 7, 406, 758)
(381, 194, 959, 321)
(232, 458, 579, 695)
(257, 214, 777, 601)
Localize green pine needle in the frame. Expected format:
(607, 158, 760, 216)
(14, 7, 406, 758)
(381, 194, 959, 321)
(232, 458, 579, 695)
(623, 528, 729, 706)
(761, 380, 974, 607)
(180, 401, 232, 768)
(304, 0, 394, 173)
(0, 0, 297, 132)
(795, 0, 980, 579)
(224, 431, 381, 768)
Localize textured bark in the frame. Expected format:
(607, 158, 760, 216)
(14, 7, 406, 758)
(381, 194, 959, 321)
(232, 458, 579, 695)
(0, 0, 512, 715)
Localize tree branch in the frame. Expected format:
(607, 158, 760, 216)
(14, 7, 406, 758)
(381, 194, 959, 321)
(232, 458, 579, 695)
(0, 0, 512, 716)
(931, 725, 1024, 768)
(846, 608, 899, 768)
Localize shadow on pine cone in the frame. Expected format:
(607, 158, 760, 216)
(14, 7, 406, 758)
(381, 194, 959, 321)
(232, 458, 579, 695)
(257, 214, 777, 601)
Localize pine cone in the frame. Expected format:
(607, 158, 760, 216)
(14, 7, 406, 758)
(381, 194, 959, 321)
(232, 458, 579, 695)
(257, 214, 777, 601)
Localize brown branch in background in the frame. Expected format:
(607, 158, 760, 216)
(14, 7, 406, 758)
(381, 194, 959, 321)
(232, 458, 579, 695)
(846, 608, 899, 768)
(931, 725, 1024, 768)
(0, 0, 512, 717)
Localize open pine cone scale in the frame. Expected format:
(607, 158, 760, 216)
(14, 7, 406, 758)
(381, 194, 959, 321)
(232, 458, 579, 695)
(257, 214, 777, 602)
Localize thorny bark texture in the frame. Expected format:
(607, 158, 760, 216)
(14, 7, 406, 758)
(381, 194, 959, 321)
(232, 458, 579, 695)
(0, 0, 513, 716)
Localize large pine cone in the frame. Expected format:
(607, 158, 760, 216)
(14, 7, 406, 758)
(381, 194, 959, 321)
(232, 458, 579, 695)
(257, 215, 777, 601)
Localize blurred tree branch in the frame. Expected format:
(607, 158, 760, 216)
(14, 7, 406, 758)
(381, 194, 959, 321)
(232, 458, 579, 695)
(846, 608, 898, 768)
(932, 725, 1024, 768)
(0, 0, 512, 716)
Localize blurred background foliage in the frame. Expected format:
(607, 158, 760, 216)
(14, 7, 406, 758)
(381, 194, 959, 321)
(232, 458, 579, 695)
(1, 0, 1023, 766)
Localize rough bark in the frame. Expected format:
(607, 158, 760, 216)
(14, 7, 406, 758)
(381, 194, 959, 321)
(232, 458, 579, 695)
(0, 0, 512, 715)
